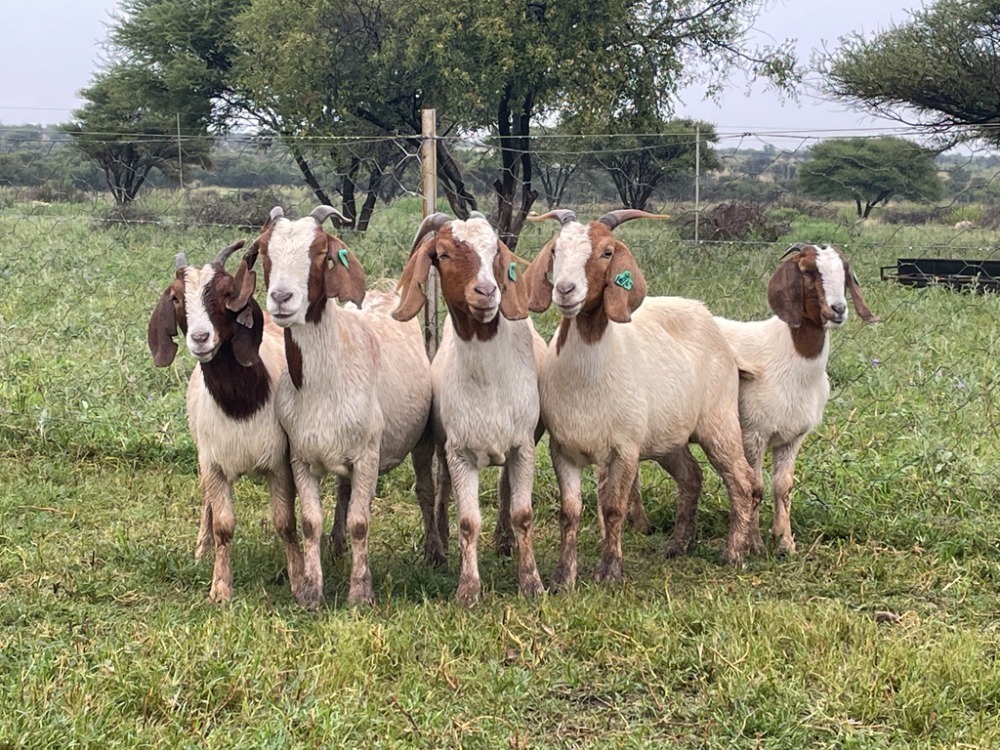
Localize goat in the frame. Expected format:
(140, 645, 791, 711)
(244, 206, 438, 608)
(523, 209, 760, 587)
(147, 240, 303, 602)
(392, 212, 545, 607)
(712, 242, 878, 553)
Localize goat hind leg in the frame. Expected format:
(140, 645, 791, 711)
(661, 446, 703, 557)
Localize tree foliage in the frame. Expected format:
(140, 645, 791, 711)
(798, 137, 943, 219)
(823, 0, 1000, 147)
(65, 64, 211, 205)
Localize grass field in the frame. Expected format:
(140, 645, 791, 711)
(2, 195, 1000, 747)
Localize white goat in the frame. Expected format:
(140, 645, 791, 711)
(712, 242, 878, 553)
(392, 212, 545, 607)
(245, 206, 437, 608)
(523, 209, 760, 587)
(147, 240, 303, 603)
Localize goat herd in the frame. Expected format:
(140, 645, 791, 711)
(147, 205, 878, 609)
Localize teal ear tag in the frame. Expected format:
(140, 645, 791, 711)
(338, 248, 350, 268)
(614, 270, 634, 291)
(508, 262, 518, 282)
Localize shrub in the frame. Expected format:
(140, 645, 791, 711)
(677, 201, 791, 242)
(184, 188, 291, 230)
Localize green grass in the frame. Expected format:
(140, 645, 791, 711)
(2, 197, 1000, 747)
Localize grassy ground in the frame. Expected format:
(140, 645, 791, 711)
(2, 197, 1000, 748)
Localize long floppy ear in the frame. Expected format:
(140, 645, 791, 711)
(324, 236, 366, 305)
(392, 241, 436, 321)
(230, 298, 265, 367)
(495, 240, 528, 320)
(147, 290, 179, 367)
(767, 257, 804, 327)
(523, 238, 556, 313)
(603, 242, 647, 324)
(844, 260, 879, 323)
(227, 259, 257, 313)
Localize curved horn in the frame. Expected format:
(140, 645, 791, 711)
(268, 206, 284, 221)
(174, 252, 188, 270)
(780, 242, 811, 259)
(409, 212, 452, 255)
(528, 209, 577, 226)
(213, 239, 247, 267)
(311, 205, 348, 226)
(597, 209, 670, 230)
(469, 210, 488, 220)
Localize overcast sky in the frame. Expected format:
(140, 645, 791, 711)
(2, 0, 926, 148)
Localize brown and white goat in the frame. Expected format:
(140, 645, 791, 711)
(392, 212, 546, 607)
(711, 243, 878, 553)
(245, 205, 438, 608)
(147, 241, 303, 602)
(523, 209, 760, 586)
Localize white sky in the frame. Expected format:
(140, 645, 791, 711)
(1, 0, 929, 148)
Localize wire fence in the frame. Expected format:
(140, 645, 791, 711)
(1, 127, 999, 537)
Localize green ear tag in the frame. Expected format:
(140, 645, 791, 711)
(338, 248, 350, 268)
(614, 270, 634, 291)
(508, 262, 518, 282)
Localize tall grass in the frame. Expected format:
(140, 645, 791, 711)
(2, 198, 1000, 748)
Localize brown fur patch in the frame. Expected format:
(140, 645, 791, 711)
(285, 328, 304, 389)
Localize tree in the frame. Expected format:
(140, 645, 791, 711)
(65, 64, 211, 205)
(798, 137, 943, 219)
(823, 0, 1000, 147)
(572, 117, 719, 210)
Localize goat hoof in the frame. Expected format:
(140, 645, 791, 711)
(456, 578, 481, 609)
(550, 564, 576, 592)
(665, 536, 692, 558)
(348, 579, 375, 606)
(494, 534, 514, 558)
(594, 557, 624, 583)
(749, 533, 767, 556)
(519, 571, 544, 599)
(423, 541, 447, 567)
(720, 547, 745, 568)
(296, 581, 325, 610)
(776, 537, 797, 556)
(208, 581, 233, 604)
(628, 513, 653, 536)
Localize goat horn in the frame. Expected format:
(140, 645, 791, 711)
(528, 209, 577, 226)
(213, 239, 247, 267)
(311, 205, 348, 226)
(409, 212, 452, 255)
(597, 209, 670, 230)
(175, 252, 187, 270)
(780, 242, 811, 259)
(469, 210, 488, 220)
(268, 206, 284, 222)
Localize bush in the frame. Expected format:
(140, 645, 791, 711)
(676, 201, 791, 242)
(98, 202, 161, 227)
(184, 188, 291, 230)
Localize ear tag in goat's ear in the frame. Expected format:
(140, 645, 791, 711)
(614, 270, 634, 291)
(236, 306, 254, 328)
(338, 248, 350, 268)
(508, 262, 518, 282)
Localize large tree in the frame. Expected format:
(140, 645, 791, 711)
(798, 137, 943, 219)
(65, 64, 211, 205)
(823, 0, 1000, 147)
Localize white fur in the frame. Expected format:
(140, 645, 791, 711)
(265, 217, 434, 608)
(183, 265, 219, 360)
(816, 244, 848, 325)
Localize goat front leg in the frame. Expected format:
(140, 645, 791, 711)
(413, 431, 445, 565)
(346, 449, 380, 606)
(598, 466, 650, 539)
(661, 446, 704, 557)
(293, 457, 325, 609)
(446, 446, 483, 608)
(550, 441, 583, 591)
(269, 459, 303, 598)
(771, 436, 806, 555)
(506, 442, 543, 598)
(201, 465, 235, 603)
(595, 451, 639, 584)
(194, 493, 214, 561)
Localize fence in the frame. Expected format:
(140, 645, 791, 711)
(1, 126, 999, 544)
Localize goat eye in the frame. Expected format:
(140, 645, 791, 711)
(601, 248, 613, 259)
(437, 253, 450, 261)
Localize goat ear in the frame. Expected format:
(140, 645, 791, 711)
(324, 237, 366, 305)
(603, 242, 646, 324)
(767, 258, 804, 327)
(147, 289, 179, 367)
(392, 241, 435, 321)
(226, 259, 257, 312)
(523, 238, 556, 313)
(231, 298, 264, 367)
(495, 240, 528, 320)
(844, 260, 879, 323)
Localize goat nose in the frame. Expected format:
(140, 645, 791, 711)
(556, 281, 576, 296)
(831, 302, 847, 316)
(271, 289, 293, 304)
(473, 283, 496, 299)
(191, 331, 210, 344)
